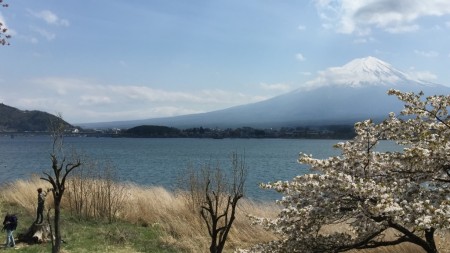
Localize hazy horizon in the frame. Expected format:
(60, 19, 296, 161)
(1, 1, 450, 124)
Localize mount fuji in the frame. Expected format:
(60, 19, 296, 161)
(82, 57, 450, 129)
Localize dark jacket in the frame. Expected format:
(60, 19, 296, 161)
(2, 214, 17, 231)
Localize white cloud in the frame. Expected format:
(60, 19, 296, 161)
(385, 24, 419, 33)
(12, 32, 39, 44)
(353, 38, 367, 44)
(76, 106, 203, 122)
(315, 0, 450, 35)
(260, 83, 292, 93)
(407, 70, 438, 82)
(296, 53, 306, 61)
(30, 26, 56, 41)
(18, 77, 267, 123)
(24, 10, 68, 43)
(79, 95, 113, 106)
(28, 9, 69, 26)
(148, 106, 200, 117)
(414, 50, 439, 57)
(297, 25, 306, 30)
(353, 36, 375, 44)
(108, 85, 245, 104)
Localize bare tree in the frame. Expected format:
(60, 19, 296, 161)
(41, 115, 81, 253)
(188, 153, 247, 253)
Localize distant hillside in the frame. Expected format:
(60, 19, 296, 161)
(0, 103, 73, 132)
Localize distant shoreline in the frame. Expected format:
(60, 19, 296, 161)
(2, 130, 355, 140)
(1, 123, 357, 140)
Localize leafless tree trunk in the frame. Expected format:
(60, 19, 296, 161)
(187, 153, 247, 253)
(41, 115, 81, 253)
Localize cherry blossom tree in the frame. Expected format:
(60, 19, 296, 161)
(249, 89, 450, 253)
(0, 0, 11, 46)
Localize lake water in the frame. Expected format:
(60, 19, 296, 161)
(0, 136, 396, 201)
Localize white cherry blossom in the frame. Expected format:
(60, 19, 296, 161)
(246, 90, 450, 253)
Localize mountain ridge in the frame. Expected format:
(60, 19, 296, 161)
(0, 103, 73, 132)
(79, 56, 450, 129)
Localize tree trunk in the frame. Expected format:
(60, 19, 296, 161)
(52, 199, 62, 253)
(19, 223, 51, 244)
(424, 229, 438, 253)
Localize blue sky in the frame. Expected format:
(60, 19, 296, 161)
(1, 0, 450, 124)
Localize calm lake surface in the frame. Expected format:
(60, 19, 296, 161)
(0, 136, 397, 201)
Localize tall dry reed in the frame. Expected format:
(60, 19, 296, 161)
(0, 175, 54, 214)
(120, 184, 281, 252)
(3, 177, 449, 253)
(0, 177, 279, 252)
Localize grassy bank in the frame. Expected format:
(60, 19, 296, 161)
(0, 177, 279, 252)
(1, 177, 449, 253)
(0, 200, 175, 253)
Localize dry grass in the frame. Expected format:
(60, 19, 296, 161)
(0, 177, 279, 252)
(0, 175, 54, 214)
(120, 185, 280, 252)
(3, 177, 450, 253)
(320, 221, 450, 253)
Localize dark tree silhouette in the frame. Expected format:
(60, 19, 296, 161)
(188, 153, 247, 253)
(41, 115, 81, 253)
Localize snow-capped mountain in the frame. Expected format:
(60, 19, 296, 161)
(301, 56, 435, 89)
(81, 57, 450, 129)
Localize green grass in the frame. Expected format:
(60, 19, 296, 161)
(0, 201, 179, 253)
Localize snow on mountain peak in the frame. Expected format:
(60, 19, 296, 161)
(301, 56, 431, 90)
(342, 56, 395, 75)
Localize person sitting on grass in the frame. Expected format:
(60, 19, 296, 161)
(2, 213, 17, 248)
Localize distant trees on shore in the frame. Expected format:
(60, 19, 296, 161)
(95, 124, 356, 139)
(1, 124, 355, 139)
